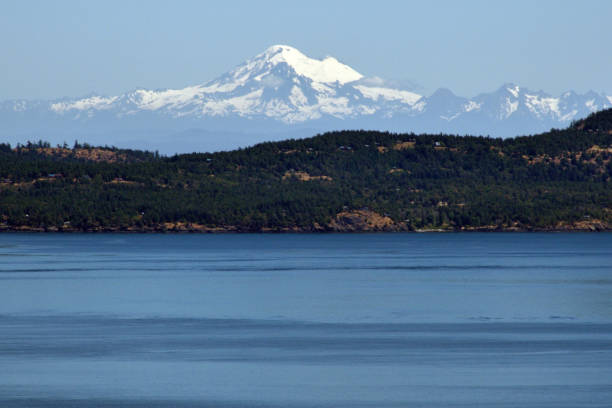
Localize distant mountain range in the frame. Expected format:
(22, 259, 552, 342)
(2, 45, 611, 152)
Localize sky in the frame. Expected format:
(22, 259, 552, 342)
(1, 0, 611, 100)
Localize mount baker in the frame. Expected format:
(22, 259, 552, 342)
(2, 45, 611, 152)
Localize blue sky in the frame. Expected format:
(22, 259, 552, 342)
(2, 0, 611, 99)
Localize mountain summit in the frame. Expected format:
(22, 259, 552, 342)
(243, 45, 364, 84)
(1, 45, 611, 152)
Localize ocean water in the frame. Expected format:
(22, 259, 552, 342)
(1, 233, 611, 407)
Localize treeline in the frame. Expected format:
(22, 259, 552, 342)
(1, 109, 612, 231)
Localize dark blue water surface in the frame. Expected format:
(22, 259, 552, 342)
(1, 233, 611, 407)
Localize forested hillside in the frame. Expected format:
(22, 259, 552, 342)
(2, 109, 612, 232)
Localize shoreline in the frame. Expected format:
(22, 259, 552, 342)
(2, 211, 610, 234)
(1, 226, 610, 233)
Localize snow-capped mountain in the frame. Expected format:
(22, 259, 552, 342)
(46, 45, 422, 124)
(1, 45, 611, 152)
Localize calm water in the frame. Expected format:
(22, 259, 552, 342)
(1, 233, 611, 407)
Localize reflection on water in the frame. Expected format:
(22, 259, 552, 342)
(1, 233, 612, 407)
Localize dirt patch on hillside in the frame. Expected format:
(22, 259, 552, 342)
(328, 210, 401, 232)
(283, 171, 332, 182)
(393, 141, 415, 150)
(18, 147, 129, 163)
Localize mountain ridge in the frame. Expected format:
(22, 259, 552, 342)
(1, 45, 611, 153)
